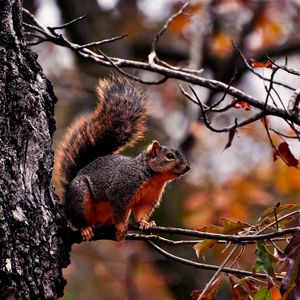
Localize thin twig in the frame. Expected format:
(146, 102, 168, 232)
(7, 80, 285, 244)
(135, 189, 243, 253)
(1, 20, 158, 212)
(150, 1, 190, 56)
(267, 57, 300, 76)
(138, 225, 299, 242)
(76, 34, 128, 50)
(209, 70, 237, 110)
(198, 245, 239, 300)
(146, 240, 283, 280)
(256, 210, 300, 235)
(23, 9, 300, 125)
(49, 14, 88, 31)
(233, 42, 295, 91)
(97, 48, 168, 85)
(23, 8, 47, 31)
(187, 84, 265, 133)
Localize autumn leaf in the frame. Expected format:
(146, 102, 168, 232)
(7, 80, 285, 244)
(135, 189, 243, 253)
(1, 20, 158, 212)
(193, 239, 218, 260)
(270, 286, 282, 300)
(224, 128, 237, 150)
(273, 142, 299, 168)
(250, 59, 272, 68)
(229, 276, 252, 300)
(191, 276, 223, 300)
(258, 203, 295, 222)
(237, 277, 260, 295)
(234, 101, 252, 110)
(253, 241, 277, 277)
(194, 218, 249, 258)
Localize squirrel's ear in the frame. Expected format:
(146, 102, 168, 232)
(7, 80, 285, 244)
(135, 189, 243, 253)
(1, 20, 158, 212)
(146, 140, 162, 158)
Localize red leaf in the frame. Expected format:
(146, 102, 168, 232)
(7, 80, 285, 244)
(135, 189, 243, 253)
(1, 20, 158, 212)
(234, 101, 251, 110)
(250, 59, 272, 68)
(273, 142, 299, 168)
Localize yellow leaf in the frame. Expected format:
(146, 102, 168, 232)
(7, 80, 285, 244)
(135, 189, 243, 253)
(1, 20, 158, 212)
(193, 218, 249, 258)
(258, 204, 295, 222)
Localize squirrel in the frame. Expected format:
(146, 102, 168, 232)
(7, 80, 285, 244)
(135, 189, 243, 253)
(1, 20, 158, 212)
(55, 76, 190, 241)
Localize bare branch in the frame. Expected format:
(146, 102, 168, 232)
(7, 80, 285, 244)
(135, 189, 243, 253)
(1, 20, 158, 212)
(22, 9, 300, 126)
(76, 34, 128, 50)
(137, 225, 299, 243)
(233, 42, 295, 91)
(48, 14, 88, 31)
(268, 57, 300, 76)
(96, 48, 168, 85)
(187, 84, 265, 133)
(23, 8, 47, 31)
(288, 88, 300, 113)
(150, 1, 190, 58)
(146, 240, 283, 280)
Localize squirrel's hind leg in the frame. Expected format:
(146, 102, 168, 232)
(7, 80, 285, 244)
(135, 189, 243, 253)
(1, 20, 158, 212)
(65, 176, 97, 241)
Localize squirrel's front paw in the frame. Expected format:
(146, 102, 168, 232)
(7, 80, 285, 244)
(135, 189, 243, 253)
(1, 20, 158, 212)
(139, 220, 156, 230)
(80, 226, 94, 241)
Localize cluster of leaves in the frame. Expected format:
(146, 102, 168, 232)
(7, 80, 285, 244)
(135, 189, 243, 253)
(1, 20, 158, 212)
(189, 203, 300, 299)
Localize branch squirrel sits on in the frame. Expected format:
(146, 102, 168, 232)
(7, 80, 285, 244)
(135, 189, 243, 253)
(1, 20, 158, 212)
(55, 76, 190, 241)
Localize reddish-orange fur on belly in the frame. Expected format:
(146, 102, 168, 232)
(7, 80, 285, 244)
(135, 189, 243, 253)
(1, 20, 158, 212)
(83, 193, 114, 225)
(130, 172, 176, 221)
(83, 172, 175, 227)
(95, 202, 114, 224)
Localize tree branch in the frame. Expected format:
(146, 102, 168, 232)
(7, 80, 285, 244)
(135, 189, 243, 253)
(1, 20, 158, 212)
(22, 9, 300, 127)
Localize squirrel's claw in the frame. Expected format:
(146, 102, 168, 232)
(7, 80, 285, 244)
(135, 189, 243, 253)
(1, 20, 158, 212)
(115, 230, 127, 242)
(81, 226, 94, 241)
(115, 223, 128, 242)
(139, 220, 156, 230)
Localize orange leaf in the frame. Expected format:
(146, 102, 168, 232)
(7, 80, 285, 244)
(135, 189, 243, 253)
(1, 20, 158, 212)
(229, 277, 252, 300)
(191, 277, 223, 299)
(273, 142, 299, 168)
(194, 218, 250, 258)
(234, 101, 251, 110)
(258, 203, 295, 221)
(261, 116, 270, 129)
(270, 286, 281, 300)
(250, 59, 272, 68)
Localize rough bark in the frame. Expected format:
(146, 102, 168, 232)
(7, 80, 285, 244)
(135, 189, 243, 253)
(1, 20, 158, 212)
(0, 1, 70, 298)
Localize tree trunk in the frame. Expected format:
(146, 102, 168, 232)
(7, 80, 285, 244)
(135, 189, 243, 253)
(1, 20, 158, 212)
(0, 1, 70, 298)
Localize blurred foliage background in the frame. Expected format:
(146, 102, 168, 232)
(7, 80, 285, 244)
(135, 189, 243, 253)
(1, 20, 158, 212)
(23, 0, 300, 299)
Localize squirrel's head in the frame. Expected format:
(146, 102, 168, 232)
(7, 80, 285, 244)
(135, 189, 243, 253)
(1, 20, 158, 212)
(146, 141, 190, 178)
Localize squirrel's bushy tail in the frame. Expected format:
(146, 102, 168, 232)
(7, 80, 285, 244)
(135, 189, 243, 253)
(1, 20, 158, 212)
(55, 76, 148, 201)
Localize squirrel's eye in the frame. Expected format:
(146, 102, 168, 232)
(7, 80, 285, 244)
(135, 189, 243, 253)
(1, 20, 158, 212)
(166, 153, 175, 160)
